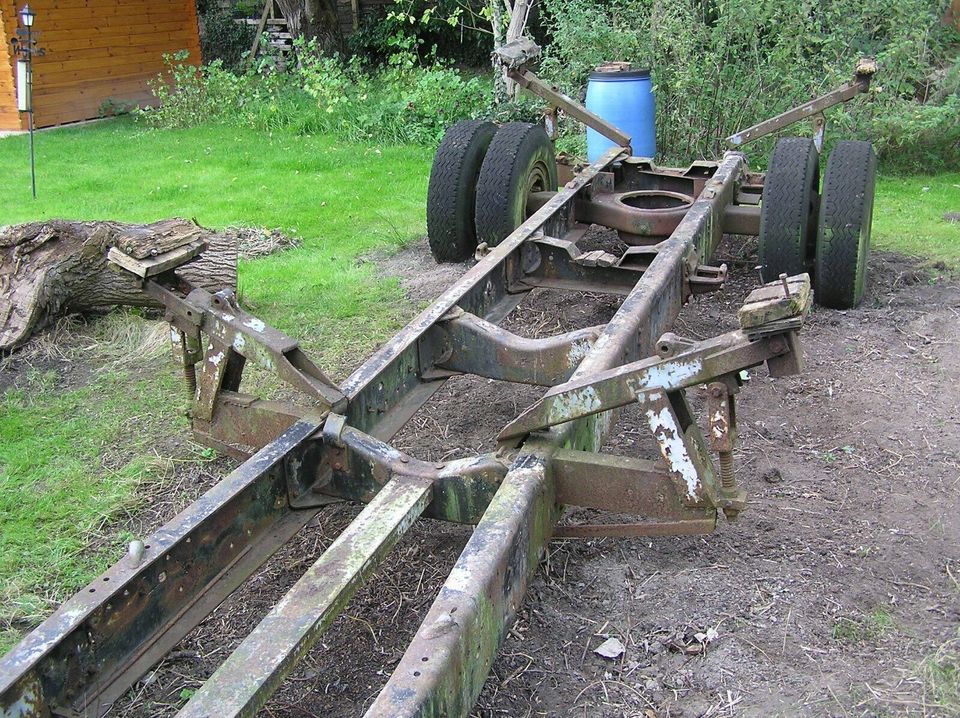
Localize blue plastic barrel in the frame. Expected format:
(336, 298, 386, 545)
(585, 68, 656, 163)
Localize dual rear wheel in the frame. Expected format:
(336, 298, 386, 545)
(428, 123, 875, 310)
(759, 137, 876, 309)
(426, 121, 557, 262)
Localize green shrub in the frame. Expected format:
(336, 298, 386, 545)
(200, 9, 254, 69)
(137, 52, 244, 129)
(539, 0, 959, 170)
(138, 42, 490, 145)
(295, 42, 490, 144)
(348, 0, 491, 67)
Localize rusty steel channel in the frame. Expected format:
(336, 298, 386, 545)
(0, 145, 815, 717)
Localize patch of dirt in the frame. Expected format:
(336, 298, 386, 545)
(27, 238, 956, 717)
(576, 225, 630, 256)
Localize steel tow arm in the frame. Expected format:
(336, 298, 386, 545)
(500, 273, 812, 521)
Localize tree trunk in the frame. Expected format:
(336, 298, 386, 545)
(490, 0, 508, 105)
(504, 0, 532, 100)
(276, 0, 342, 54)
(490, 0, 533, 103)
(0, 219, 236, 352)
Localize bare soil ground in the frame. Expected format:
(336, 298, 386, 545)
(20, 237, 958, 717)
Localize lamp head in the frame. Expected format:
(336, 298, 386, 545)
(20, 4, 35, 27)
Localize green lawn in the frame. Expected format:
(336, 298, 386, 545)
(0, 118, 434, 361)
(0, 118, 956, 654)
(874, 172, 960, 266)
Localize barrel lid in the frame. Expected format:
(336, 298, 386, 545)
(589, 65, 651, 81)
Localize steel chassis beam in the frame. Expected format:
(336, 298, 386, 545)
(362, 152, 748, 717)
(725, 59, 876, 148)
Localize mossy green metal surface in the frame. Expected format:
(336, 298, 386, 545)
(177, 476, 433, 718)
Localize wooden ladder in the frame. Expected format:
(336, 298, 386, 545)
(245, 0, 294, 67)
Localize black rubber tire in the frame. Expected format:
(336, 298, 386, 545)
(426, 120, 497, 262)
(474, 122, 558, 247)
(758, 137, 819, 282)
(814, 140, 876, 309)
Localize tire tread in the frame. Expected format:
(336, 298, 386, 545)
(475, 122, 556, 246)
(814, 140, 876, 309)
(427, 119, 496, 261)
(758, 137, 819, 281)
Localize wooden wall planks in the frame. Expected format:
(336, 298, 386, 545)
(0, 0, 200, 131)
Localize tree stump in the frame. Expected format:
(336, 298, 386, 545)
(0, 218, 236, 351)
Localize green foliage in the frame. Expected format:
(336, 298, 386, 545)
(98, 97, 137, 118)
(200, 7, 255, 69)
(349, 0, 492, 67)
(138, 51, 246, 129)
(871, 87, 960, 173)
(138, 42, 490, 145)
(296, 42, 490, 143)
(832, 608, 895, 643)
(920, 630, 960, 714)
(540, 0, 960, 170)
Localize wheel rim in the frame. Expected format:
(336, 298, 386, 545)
(522, 161, 551, 221)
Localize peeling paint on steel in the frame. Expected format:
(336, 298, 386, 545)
(711, 409, 727, 438)
(626, 357, 703, 396)
(566, 338, 593, 369)
(643, 396, 700, 500)
(547, 386, 601, 427)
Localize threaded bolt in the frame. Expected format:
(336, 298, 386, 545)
(183, 364, 198, 397)
(719, 450, 735, 489)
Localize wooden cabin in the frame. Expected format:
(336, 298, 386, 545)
(0, 0, 200, 132)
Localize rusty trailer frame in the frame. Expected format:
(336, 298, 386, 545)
(0, 42, 857, 718)
(0, 147, 810, 718)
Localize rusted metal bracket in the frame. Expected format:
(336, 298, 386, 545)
(141, 276, 349, 453)
(419, 307, 603, 385)
(141, 279, 346, 415)
(552, 449, 717, 537)
(498, 277, 810, 442)
(495, 37, 633, 151)
(726, 58, 876, 148)
(290, 414, 509, 522)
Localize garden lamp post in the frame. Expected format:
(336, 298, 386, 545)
(13, 4, 42, 199)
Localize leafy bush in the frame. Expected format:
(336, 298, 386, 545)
(200, 8, 254, 69)
(540, 0, 960, 170)
(348, 0, 492, 67)
(138, 52, 244, 129)
(296, 45, 489, 143)
(138, 42, 490, 145)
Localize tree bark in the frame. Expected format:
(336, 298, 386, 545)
(276, 0, 343, 54)
(0, 219, 236, 352)
(490, 0, 533, 103)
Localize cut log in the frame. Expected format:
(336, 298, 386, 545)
(0, 218, 236, 352)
